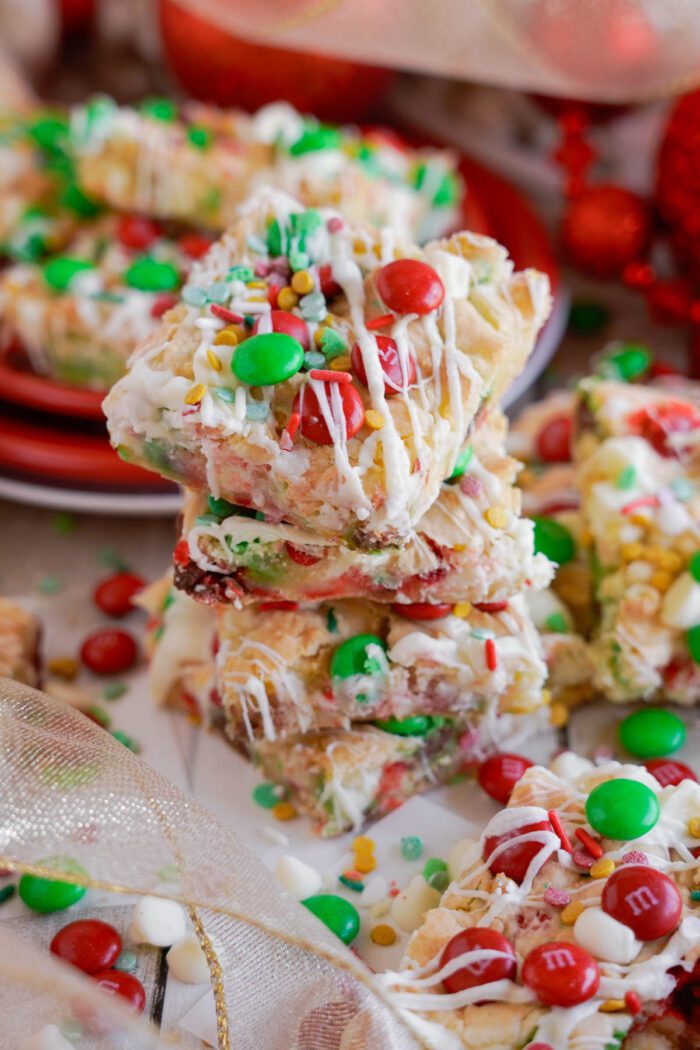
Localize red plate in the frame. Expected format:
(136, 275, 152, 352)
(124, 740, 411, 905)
(0, 354, 105, 419)
(0, 414, 173, 488)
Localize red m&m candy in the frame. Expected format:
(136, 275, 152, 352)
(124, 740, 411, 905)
(536, 415, 572, 463)
(644, 758, 697, 788)
(318, 263, 342, 299)
(351, 336, 417, 397)
(252, 310, 310, 350)
(391, 602, 453, 621)
(179, 232, 214, 259)
(93, 572, 145, 618)
(151, 292, 179, 318)
(117, 215, 161, 250)
(81, 629, 138, 675)
(51, 919, 122, 974)
(522, 942, 599, 1006)
(637, 401, 700, 457)
(92, 970, 146, 1013)
(483, 818, 553, 884)
(440, 928, 516, 994)
(478, 753, 533, 805)
(293, 382, 365, 445)
(376, 259, 444, 316)
(601, 865, 682, 941)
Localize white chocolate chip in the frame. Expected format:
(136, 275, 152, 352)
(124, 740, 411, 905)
(358, 875, 387, 908)
(21, 1026, 74, 1050)
(370, 899, 391, 919)
(660, 572, 700, 629)
(166, 932, 212, 984)
(390, 874, 441, 933)
(549, 751, 594, 780)
(526, 588, 573, 632)
(447, 837, 481, 881)
(626, 560, 653, 583)
(657, 503, 689, 537)
(574, 906, 642, 964)
(130, 895, 187, 947)
(274, 854, 322, 901)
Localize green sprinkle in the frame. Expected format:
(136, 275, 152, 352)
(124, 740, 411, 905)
(39, 575, 62, 595)
(445, 445, 473, 484)
(228, 265, 254, 283)
(181, 285, 208, 307)
(252, 782, 286, 808)
(304, 351, 326, 369)
(338, 874, 364, 892)
(422, 857, 448, 882)
(213, 386, 236, 403)
(289, 126, 342, 156)
(0, 885, 15, 905)
(427, 870, 449, 892)
(470, 627, 495, 640)
(206, 281, 229, 303)
(87, 706, 111, 729)
(266, 220, 283, 257)
(111, 729, 140, 752)
(187, 125, 213, 150)
(102, 682, 128, 701)
(97, 547, 129, 572)
(124, 257, 179, 292)
(616, 465, 637, 490)
(289, 249, 310, 272)
(400, 836, 424, 861)
(113, 950, 138, 973)
(139, 97, 177, 122)
(43, 257, 95, 292)
(245, 400, 270, 422)
(196, 513, 221, 526)
(671, 477, 693, 501)
(326, 608, 338, 634)
(320, 328, 347, 358)
(690, 890, 700, 901)
(545, 612, 569, 633)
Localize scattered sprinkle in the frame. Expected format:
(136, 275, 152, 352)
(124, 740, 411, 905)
(621, 850, 648, 866)
(400, 836, 424, 861)
(210, 303, 244, 324)
(0, 885, 15, 905)
(98, 547, 128, 572)
(52, 512, 76, 535)
(365, 313, 394, 330)
(422, 858, 448, 881)
(427, 871, 449, 892)
(39, 575, 63, 595)
(590, 858, 616, 879)
(206, 349, 222, 372)
(575, 828, 604, 859)
(113, 950, 138, 973)
(549, 702, 569, 728)
(543, 886, 571, 908)
(561, 900, 585, 925)
(485, 638, 497, 672)
(245, 400, 270, 422)
(599, 999, 626, 1013)
(214, 327, 241, 346)
(213, 386, 236, 402)
(690, 890, 700, 902)
(309, 368, 352, 383)
(687, 817, 700, 838)
(329, 354, 353, 370)
(364, 409, 385, 430)
(339, 874, 364, 892)
(291, 270, 314, 295)
(621, 495, 659, 516)
(484, 505, 508, 529)
(354, 855, 377, 874)
(252, 782, 286, 809)
(616, 466, 637, 490)
(370, 924, 396, 946)
(111, 729, 140, 752)
(272, 801, 298, 822)
(548, 810, 572, 853)
(452, 602, 472, 619)
(184, 383, 206, 405)
(102, 682, 128, 701)
(48, 657, 79, 680)
(625, 991, 642, 1015)
(260, 826, 289, 846)
(277, 287, 299, 311)
(572, 849, 595, 870)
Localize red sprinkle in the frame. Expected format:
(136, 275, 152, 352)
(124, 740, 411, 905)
(210, 304, 244, 324)
(621, 494, 659, 515)
(575, 828, 604, 859)
(151, 292, 179, 319)
(543, 886, 571, 908)
(473, 601, 509, 614)
(173, 539, 190, 566)
(388, 887, 400, 897)
(572, 849, 594, 870)
(259, 601, 299, 612)
(485, 638, 497, 671)
(625, 991, 642, 1015)
(365, 313, 394, 331)
(309, 369, 352, 384)
(283, 412, 301, 444)
(548, 810, 573, 853)
(621, 850, 649, 866)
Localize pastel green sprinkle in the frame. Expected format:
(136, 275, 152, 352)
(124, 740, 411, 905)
(228, 266, 254, 283)
(338, 874, 364, 892)
(671, 477, 693, 501)
(102, 682, 128, 701)
(690, 890, 700, 901)
(187, 125, 213, 150)
(304, 351, 326, 369)
(289, 249, 310, 272)
(545, 612, 569, 633)
(58, 1019, 83, 1041)
(245, 400, 270, 422)
(213, 386, 236, 402)
(400, 836, 424, 861)
(253, 782, 286, 808)
(616, 465, 637, 490)
(87, 706, 111, 728)
(97, 547, 129, 571)
(320, 328, 347, 358)
(422, 857, 448, 882)
(113, 949, 138, 973)
(39, 575, 63, 595)
(111, 729, 140, 752)
(182, 285, 209, 306)
(206, 281, 229, 303)
(470, 627, 495, 640)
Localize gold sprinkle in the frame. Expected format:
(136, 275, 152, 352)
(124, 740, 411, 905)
(599, 1000, 626, 1013)
(549, 701, 568, 728)
(353, 835, 375, 853)
(453, 602, 472, 619)
(621, 542, 644, 562)
(247, 280, 267, 289)
(277, 286, 299, 311)
(184, 383, 206, 405)
(365, 409, 385, 430)
(354, 855, 377, 874)
(687, 817, 700, 839)
(291, 270, 314, 295)
(330, 355, 352, 371)
(590, 858, 615, 879)
(630, 513, 651, 528)
(561, 901, 584, 925)
(453, 544, 466, 552)
(579, 528, 592, 548)
(353, 238, 368, 254)
(650, 569, 673, 592)
(272, 801, 297, 821)
(313, 328, 326, 347)
(48, 657, 79, 681)
(658, 550, 683, 572)
(206, 349, 222, 372)
(214, 326, 241, 347)
(484, 505, 508, 529)
(247, 295, 267, 303)
(370, 924, 396, 946)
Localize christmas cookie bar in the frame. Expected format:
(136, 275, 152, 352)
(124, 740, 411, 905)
(104, 189, 551, 545)
(387, 754, 700, 1050)
(0, 214, 208, 389)
(174, 411, 553, 606)
(70, 98, 463, 242)
(137, 572, 215, 715)
(250, 706, 551, 838)
(215, 595, 547, 743)
(576, 379, 700, 702)
(0, 597, 40, 686)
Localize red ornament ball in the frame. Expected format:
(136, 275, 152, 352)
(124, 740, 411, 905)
(561, 185, 652, 279)
(159, 1, 394, 122)
(440, 927, 516, 994)
(656, 89, 700, 285)
(602, 865, 682, 941)
(478, 753, 533, 804)
(522, 941, 600, 1007)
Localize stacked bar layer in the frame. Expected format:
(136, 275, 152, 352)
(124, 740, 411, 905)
(70, 99, 462, 241)
(105, 187, 551, 546)
(176, 409, 553, 606)
(390, 755, 700, 1050)
(576, 379, 700, 703)
(215, 596, 548, 742)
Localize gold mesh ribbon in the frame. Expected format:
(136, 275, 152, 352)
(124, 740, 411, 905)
(0, 679, 424, 1050)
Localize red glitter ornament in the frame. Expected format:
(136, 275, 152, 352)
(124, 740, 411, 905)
(561, 185, 652, 279)
(656, 89, 700, 286)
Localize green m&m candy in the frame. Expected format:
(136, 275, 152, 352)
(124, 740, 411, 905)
(602, 342, 652, 382)
(445, 445, 473, 484)
(19, 856, 87, 913)
(585, 779, 660, 841)
(687, 623, 700, 664)
(374, 715, 444, 737)
(301, 894, 360, 944)
(232, 332, 304, 386)
(289, 126, 342, 156)
(124, 257, 180, 292)
(689, 550, 700, 583)
(532, 517, 575, 565)
(331, 634, 387, 680)
(619, 707, 686, 759)
(43, 257, 95, 292)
